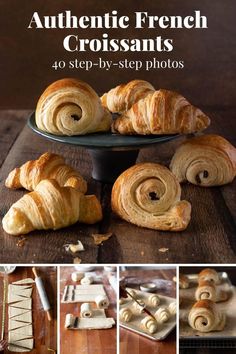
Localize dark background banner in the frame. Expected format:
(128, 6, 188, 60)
(0, 0, 235, 109)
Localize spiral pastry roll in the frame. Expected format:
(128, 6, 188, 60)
(112, 89, 210, 135)
(101, 79, 155, 113)
(168, 301, 177, 315)
(188, 300, 226, 333)
(36, 78, 112, 135)
(155, 307, 170, 323)
(141, 316, 158, 334)
(149, 294, 160, 307)
(195, 280, 217, 302)
(198, 268, 221, 285)
(111, 163, 191, 231)
(170, 135, 236, 186)
(80, 303, 93, 318)
(119, 307, 133, 322)
(179, 274, 190, 289)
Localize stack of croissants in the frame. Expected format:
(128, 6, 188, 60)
(2, 78, 236, 235)
(180, 268, 227, 333)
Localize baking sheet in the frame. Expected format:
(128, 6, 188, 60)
(61, 284, 106, 303)
(180, 272, 236, 339)
(120, 288, 176, 341)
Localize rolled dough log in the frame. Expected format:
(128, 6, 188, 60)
(80, 303, 93, 318)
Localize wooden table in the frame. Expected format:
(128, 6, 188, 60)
(119, 268, 176, 354)
(0, 109, 235, 264)
(60, 266, 116, 354)
(0, 266, 57, 354)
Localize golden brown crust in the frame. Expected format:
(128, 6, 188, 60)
(198, 268, 221, 284)
(111, 163, 191, 231)
(101, 79, 155, 113)
(2, 179, 102, 235)
(5, 152, 87, 193)
(36, 78, 112, 136)
(170, 134, 236, 186)
(112, 89, 210, 135)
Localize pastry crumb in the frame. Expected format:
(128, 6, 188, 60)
(16, 236, 26, 248)
(64, 240, 84, 253)
(158, 247, 169, 253)
(73, 257, 82, 264)
(92, 232, 113, 245)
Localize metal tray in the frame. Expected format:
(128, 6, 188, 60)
(180, 272, 236, 341)
(120, 288, 176, 341)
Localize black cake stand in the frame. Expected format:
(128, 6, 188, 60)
(28, 112, 179, 183)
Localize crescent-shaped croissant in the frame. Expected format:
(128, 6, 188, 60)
(155, 307, 170, 323)
(141, 315, 158, 334)
(101, 79, 155, 113)
(2, 179, 102, 235)
(149, 294, 160, 307)
(170, 134, 236, 186)
(188, 300, 226, 333)
(5, 152, 87, 193)
(198, 268, 221, 285)
(111, 163, 191, 231)
(112, 89, 210, 135)
(119, 307, 133, 322)
(36, 78, 112, 135)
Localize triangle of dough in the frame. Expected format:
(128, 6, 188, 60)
(10, 338, 34, 350)
(8, 344, 31, 352)
(9, 320, 29, 331)
(13, 311, 32, 323)
(8, 293, 26, 304)
(9, 285, 33, 298)
(10, 284, 32, 291)
(12, 299, 32, 309)
(9, 307, 30, 319)
(12, 278, 34, 285)
(10, 324, 33, 336)
(9, 331, 32, 342)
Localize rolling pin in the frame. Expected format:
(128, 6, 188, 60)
(32, 267, 52, 321)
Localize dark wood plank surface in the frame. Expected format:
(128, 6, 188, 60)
(0, 266, 57, 354)
(60, 266, 116, 354)
(0, 109, 235, 263)
(119, 268, 176, 354)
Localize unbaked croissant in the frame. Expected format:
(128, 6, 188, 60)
(188, 299, 225, 333)
(101, 79, 154, 113)
(119, 307, 133, 322)
(141, 315, 158, 334)
(2, 179, 102, 235)
(155, 307, 170, 323)
(170, 135, 236, 186)
(112, 89, 210, 135)
(5, 152, 87, 193)
(111, 163, 191, 231)
(133, 299, 146, 313)
(198, 268, 221, 285)
(168, 301, 176, 315)
(36, 78, 112, 135)
(195, 280, 227, 303)
(149, 294, 160, 307)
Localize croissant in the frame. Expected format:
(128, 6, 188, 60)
(119, 307, 133, 322)
(2, 179, 102, 235)
(141, 316, 158, 334)
(111, 163, 191, 231)
(133, 299, 146, 313)
(198, 268, 221, 285)
(179, 274, 190, 289)
(168, 301, 176, 315)
(149, 294, 160, 307)
(36, 78, 112, 136)
(170, 134, 236, 186)
(5, 152, 87, 193)
(188, 299, 226, 333)
(101, 79, 154, 113)
(195, 280, 227, 303)
(155, 307, 170, 323)
(112, 89, 210, 135)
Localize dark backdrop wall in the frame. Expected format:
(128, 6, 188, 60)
(0, 0, 235, 109)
